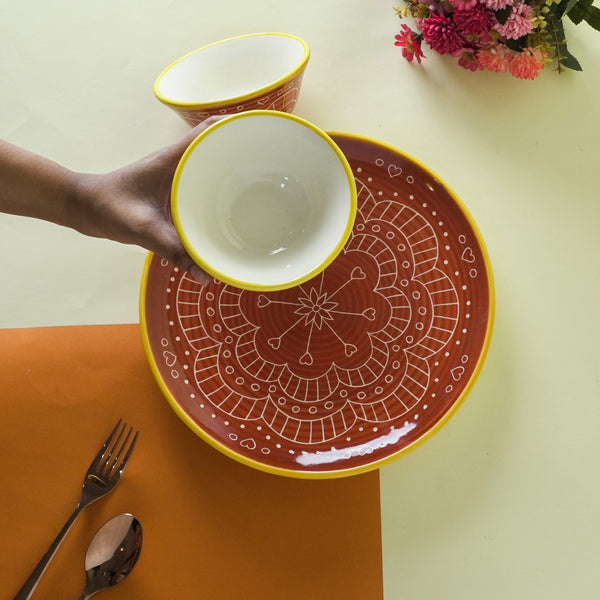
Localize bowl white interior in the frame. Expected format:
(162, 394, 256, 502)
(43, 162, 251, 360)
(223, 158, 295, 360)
(156, 34, 307, 105)
(173, 112, 355, 290)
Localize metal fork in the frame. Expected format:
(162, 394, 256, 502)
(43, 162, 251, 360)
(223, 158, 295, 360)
(12, 419, 139, 600)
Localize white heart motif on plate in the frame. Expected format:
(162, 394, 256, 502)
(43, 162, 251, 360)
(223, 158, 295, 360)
(461, 247, 476, 263)
(451, 366, 465, 381)
(388, 164, 402, 177)
(163, 351, 177, 367)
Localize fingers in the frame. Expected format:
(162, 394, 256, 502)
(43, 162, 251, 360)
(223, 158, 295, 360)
(142, 218, 212, 286)
(168, 246, 212, 286)
(136, 116, 229, 285)
(187, 263, 213, 286)
(150, 116, 227, 286)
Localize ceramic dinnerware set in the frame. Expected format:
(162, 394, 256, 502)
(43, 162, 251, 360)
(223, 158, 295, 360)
(142, 32, 495, 478)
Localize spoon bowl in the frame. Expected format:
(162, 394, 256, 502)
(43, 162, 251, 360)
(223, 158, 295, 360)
(78, 513, 143, 599)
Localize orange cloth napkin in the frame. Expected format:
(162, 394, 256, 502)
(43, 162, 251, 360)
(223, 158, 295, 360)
(0, 324, 382, 599)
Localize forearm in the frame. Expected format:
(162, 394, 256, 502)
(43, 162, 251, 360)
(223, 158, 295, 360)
(0, 132, 211, 283)
(0, 139, 79, 229)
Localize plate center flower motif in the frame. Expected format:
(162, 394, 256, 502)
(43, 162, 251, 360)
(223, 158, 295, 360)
(295, 288, 338, 330)
(242, 262, 391, 381)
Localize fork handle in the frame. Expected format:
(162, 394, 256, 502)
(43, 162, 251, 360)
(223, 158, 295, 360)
(12, 504, 84, 600)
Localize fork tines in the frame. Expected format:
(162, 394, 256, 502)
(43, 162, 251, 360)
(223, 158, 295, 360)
(97, 419, 139, 480)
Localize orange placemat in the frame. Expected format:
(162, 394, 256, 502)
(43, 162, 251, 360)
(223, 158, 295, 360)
(0, 324, 382, 599)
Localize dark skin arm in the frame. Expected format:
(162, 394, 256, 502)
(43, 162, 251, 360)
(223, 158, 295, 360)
(0, 120, 219, 285)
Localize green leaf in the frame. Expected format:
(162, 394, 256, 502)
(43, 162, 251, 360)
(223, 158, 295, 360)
(505, 36, 528, 51)
(495, 6, 512, 24)
(564, 0, 581, 13)
(567, 0, 600, 30)
(546, 14, 584, 71)
(560, 50, 584, 70)
(554, 0, 574, 18)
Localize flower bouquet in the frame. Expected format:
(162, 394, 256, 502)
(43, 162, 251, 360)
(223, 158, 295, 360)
(394, 0, 600, 79)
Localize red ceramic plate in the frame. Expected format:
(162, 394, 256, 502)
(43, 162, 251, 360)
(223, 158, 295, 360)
(140, 133, 494, 478)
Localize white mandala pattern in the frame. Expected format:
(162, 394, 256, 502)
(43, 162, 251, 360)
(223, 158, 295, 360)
(174, 176, 460, 445)
(143, 134, 493, 475)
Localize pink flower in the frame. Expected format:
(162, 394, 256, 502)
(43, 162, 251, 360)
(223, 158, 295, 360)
(394, 24, 426, 63)
(449, 0, 479, 9)
(481, 0, 513, 9)
(508, 47, 546, 79)
(495, 2, 533, 39)
(456, 48, 481, 71)
(453, 4, 496, 35)
(477, 44, 512, 72)
(420, 13, 466, 55)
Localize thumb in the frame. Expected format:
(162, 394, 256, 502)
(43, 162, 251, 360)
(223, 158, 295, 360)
(167, 116, 226, 160)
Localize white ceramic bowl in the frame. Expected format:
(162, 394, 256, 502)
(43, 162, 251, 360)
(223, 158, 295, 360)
(154, 33, 309, 125)
(171, 111, 357, 291)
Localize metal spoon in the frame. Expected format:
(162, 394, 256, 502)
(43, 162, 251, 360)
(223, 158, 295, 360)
(77, 514, 143, 599)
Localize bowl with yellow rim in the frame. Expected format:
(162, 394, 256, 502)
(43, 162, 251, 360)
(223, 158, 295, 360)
(171, 110, 357, 292)
(154, 33, 310, 126)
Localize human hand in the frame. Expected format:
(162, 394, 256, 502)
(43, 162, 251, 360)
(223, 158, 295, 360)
(71, 118, 223, 285)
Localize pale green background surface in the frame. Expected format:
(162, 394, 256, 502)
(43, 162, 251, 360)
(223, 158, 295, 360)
(1, 1, 599, 598)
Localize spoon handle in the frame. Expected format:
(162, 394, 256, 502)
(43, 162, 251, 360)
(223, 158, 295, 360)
(12, 505, 83, 600)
